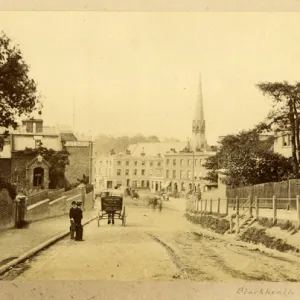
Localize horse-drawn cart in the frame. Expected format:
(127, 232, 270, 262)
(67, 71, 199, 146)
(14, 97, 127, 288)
(97, 195, 126, 227)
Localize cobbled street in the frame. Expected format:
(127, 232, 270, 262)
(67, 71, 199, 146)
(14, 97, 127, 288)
(2, 198, 300, 282)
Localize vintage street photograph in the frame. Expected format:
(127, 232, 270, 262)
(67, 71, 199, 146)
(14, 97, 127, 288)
(1, 11, 300, 286)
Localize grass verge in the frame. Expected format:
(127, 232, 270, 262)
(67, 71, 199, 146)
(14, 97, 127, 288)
(185, 212, 230, 234)
(240, 227, 300, 253)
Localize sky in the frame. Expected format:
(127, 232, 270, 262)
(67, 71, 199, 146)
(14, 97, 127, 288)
(1, 12, 300, 144)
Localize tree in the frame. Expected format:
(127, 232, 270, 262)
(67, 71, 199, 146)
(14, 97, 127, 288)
(257, 81, 300, 176)
(0, 31, 41, 148)
(202, 128, 294, 188)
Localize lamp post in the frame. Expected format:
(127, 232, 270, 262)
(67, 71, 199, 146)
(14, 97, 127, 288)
(192, 150, 195, 194)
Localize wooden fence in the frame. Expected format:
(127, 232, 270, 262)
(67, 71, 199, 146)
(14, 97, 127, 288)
(226, 179, 300, 210)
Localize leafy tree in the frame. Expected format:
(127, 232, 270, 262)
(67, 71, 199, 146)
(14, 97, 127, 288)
(202, 128, 294, 188)
(257, 81, 300, 175)
(0, 31, 41, 149)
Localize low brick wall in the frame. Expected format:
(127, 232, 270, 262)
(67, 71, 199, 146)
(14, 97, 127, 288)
(48, 196, 67, 218)
(0, 188, 15, 230)
(85, 190, 94, 211)
(27, 190, 49, 206)
(27, 199, 51, 222)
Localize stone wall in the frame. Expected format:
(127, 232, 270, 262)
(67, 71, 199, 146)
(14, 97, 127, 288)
(27, 199, 50, 222)
(65, 145, 91, 184)
(0, 188, 15, 230)
(0, 159, 11, 180)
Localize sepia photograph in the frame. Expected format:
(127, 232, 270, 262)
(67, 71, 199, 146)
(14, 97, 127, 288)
(1, 6, 300, 298)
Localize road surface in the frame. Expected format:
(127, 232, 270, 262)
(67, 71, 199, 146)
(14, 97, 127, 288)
(3, 198, 300, 281)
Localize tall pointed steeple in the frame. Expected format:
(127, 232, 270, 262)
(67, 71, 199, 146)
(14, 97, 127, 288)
(192, 74, 207, 152)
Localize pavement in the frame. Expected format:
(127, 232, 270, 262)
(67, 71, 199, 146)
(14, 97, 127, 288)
(0, 209, 97, 268)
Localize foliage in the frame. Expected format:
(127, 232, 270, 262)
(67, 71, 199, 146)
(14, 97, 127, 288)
(0, 176, 17, 200)
(257, 81, 300, 176)
(0, 31, 42, 149)
(77, 174, 89, 184)
(15, 145, 70, 189)
(85, 183, 94, 194)
(202, 127, 294, 188)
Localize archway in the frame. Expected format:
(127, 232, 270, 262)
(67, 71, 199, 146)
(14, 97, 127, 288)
(33, 167, 44, 188)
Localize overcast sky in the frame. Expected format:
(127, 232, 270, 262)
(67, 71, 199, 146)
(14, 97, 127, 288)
(1, 12, 299, 144)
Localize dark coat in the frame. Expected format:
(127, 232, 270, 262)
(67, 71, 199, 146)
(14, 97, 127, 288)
(73, 207, 83, 225)
(69, 207, 77, 219)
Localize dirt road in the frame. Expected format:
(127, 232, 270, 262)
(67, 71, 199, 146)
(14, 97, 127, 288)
(3, 198, 300, 281)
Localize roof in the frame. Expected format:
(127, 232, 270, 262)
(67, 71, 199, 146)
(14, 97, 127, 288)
(127, 142, 186, 157)
(60, 132, 78, 142)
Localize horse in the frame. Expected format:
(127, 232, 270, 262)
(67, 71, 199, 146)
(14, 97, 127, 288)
(148, 195, 162, 211)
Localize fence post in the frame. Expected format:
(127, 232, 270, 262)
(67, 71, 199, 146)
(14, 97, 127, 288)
(230, 215, 233, 233)
(249, 195, 253, 218)
(217, 197, 220, 213)
(205, 199, 207, 212)
(255, 196, 259, 219)
(225, 197, 229, 216)
(236, 196, 240, 234)
(297, 195, 300, 228)
(200, 198, 203, 212)
(210, 199, 212, 213)
(272, 195, 277, 225)
(196, 195, 199, 212)
(234, 196, 238, 210)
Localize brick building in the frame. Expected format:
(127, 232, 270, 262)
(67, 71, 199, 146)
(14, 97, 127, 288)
(64, 140, 93, 185)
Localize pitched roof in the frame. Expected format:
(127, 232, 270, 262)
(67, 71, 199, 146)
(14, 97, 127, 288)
(128, 142, 186, 157)
(60, 133, 78, 142)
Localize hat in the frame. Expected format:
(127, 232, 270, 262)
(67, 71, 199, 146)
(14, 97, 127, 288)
(71, 201, 77, 205)
(76, 201, 82, 206)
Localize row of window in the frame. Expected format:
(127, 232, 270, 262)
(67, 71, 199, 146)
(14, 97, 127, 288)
(117, 169, 161, 176)
(166, 158, 203, 167)
(166, 170, 202, 180)
(97, 160, 162, 167)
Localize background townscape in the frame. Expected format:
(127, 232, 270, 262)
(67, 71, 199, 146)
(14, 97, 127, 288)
(1, 12, 300, 282)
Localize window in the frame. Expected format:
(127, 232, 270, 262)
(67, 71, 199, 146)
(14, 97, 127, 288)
(141, 180, 145, 187)
(117, 169, 121, 176)
(166, 170, 169, 178)
(157, 161, 161, 167)
(149, 169, 153, 176)
(35, 140, 41, 148)
(126, 161, 129, 166)
(166, 159, 170, 165)
(180, 159, 184, 166)
(180, 170, 184, 179)
(117, 161, 121, 166)
(134, 169, 137, 176)
(142, 161, 145, 166)
(146, 180, 150, 188)
(134, 161, 138, 166)
(173, 159, 176, 166)
(150, 161, 153, 166)
(173, 170, 176, 179)
(187, 171, 191, 180)
(141, 169, 145, 176)
(157, 170, 161, 176)
(125, 169, 129, 176)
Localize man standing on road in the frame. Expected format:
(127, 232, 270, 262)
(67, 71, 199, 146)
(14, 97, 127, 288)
(74, 202, 84, 241)
(69, 201, 77, 240)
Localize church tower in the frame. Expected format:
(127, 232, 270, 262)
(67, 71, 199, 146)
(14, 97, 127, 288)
(192, 74, 207, 152)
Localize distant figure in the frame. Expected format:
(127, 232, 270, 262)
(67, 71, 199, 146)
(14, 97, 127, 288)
(69, 201, 77, 240)
(74, 202, 83, 241)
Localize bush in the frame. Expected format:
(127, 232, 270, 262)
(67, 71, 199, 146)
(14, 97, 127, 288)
(240, 227, 299, 253)
(185, 213, 230, 234)
(85, 183, 94, 194)
(0, 177, 17, 200)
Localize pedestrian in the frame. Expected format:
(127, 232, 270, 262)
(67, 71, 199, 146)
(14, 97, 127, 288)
(74, 202, 84, 241)
(69, 201, 77, 240)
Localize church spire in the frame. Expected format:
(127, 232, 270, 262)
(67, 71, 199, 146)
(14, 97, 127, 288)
(192, 73, 207, 152)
